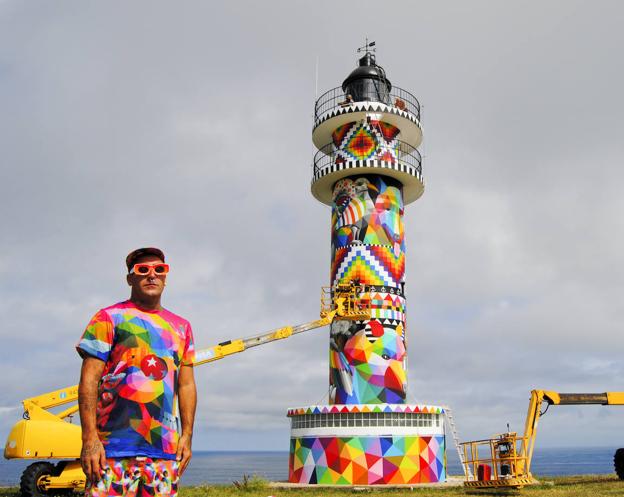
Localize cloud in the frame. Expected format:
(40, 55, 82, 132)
(1, 0, 623, 453)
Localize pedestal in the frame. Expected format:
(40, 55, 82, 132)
(288, 404, 446, 485)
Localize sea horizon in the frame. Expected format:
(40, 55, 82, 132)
(189, 443, 622, 451)
(1, 445, 620, 486)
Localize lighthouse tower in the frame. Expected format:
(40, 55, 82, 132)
(287, 47, 447, 485)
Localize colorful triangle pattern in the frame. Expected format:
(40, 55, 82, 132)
(287, 404, 445, 416)
(332, 246, 405, 287)
(289, 435, 446, 485)
(330, 120, 401, 165)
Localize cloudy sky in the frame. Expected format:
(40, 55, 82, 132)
(1, 0, 623, 456)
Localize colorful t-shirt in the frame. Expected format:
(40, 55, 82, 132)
(76, 300, 195, 460)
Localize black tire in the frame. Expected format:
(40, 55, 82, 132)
(615, 448, 624, 480)
(20, 462, 55, 497)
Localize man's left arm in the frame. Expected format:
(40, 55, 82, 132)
(176, 364, 197, 475)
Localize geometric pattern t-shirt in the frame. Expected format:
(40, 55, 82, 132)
(76, 300, 195, 460)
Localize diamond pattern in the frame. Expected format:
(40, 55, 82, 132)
(289, 435, 446, 485)
(344, 127, 378, 160)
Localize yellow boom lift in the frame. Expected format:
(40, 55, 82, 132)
(460, 389, 624, 489)
(4, 283, 370, 497)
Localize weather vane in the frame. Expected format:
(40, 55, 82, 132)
(357, 38, 376, 54)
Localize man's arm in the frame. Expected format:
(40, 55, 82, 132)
(78, 357, 107, 484)
(176, 364, 197, 475)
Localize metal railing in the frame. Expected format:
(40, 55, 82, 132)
(460, 432, 534, 487)
(313, 139, 422, 179)
(314, 85, 421, 126)
(320, 285, 371, 320)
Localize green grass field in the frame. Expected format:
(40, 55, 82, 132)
(1, 474, 622, 497)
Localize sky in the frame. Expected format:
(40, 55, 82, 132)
(1, 0, 624, 456)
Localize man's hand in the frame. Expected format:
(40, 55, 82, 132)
(177, 364, 196, 476)
(80, 435, 107, 484)
(78, 356, 107, 484)
(176, 433, 193, 475)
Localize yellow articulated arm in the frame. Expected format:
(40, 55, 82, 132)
(520, 390, 624, 475)
(192, 282, 370, 366)
(23, 385, 79, 411)
(18, 309, 343, 414)
(519, 390, 549, 474)
(544, 391, 624, 406)
(8, 282, 369, 459)
(192, 311, 337, 366)
(462, 389, 624, 488)
(5, 280, 372, 489)
(7, 310, 342, 461)
(17, 310, 339, 416)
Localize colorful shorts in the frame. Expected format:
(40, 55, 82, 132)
(86, 457, 179, 497)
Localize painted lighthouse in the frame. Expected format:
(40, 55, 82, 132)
(287, 46, 447, 485)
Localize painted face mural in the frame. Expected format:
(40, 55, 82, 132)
(330, 319, 406, 404)
(332, 176, 405, 255)
(330, 174, 407, 405)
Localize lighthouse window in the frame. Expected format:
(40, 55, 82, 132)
(291, 412, 437, 429)
(355, 413, 363, 427)
(347, 80, 390, 104)
(400, 412, 407, 427)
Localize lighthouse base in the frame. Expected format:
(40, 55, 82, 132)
(287, 404, 446, 485)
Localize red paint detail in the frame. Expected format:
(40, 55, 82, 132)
(140, 354, 168, 381)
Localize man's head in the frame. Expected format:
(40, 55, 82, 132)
(125, 247, 168, 306)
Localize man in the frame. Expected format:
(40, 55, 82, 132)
(77, 247, 197, 497)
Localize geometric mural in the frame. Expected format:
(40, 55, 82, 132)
(289, 435, 446, 484)
(330, 171, 408, 406)
(297, 61, 441, 484)
(331, 175, 404, 253)
(331, 246, 405, 288)
(331, 120, 401, 164)
(367, 292, 406, 322)
(287, 404, 444, 416)
(330, 317, 406, 404)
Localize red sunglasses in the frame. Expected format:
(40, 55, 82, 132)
(130, 263, 170, 276)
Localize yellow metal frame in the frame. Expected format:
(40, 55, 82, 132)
(320, 284, 371, 321)
(461, 432, 536, 489)
(461, 389, 624, 489)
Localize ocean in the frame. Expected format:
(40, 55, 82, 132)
(1, 447, 620, 486)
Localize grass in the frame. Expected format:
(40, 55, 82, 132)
(184, 475, 622, 496)
(0, 475, 621, 496)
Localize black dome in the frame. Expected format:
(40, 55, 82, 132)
(341, 52, 391, 92)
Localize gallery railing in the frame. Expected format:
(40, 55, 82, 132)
(314, 86, 421, 126)
(313, 140, 422, 178)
